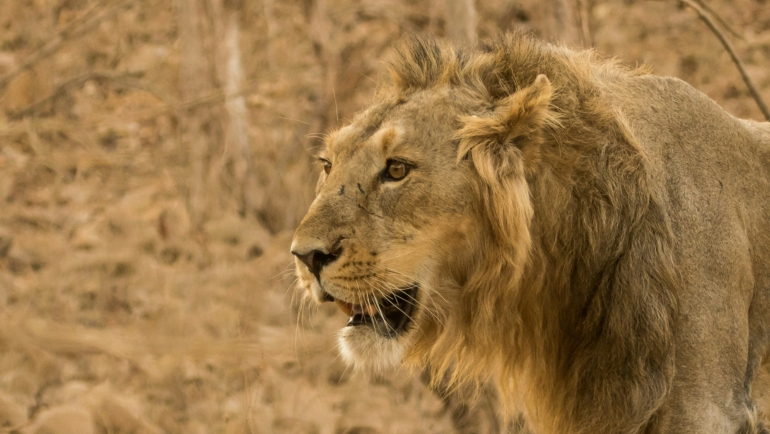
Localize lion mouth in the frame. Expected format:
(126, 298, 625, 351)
(332, 286, 418, 338)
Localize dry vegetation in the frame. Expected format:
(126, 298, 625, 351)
(0, 0, 768, 433)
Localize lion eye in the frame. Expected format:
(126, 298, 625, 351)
(384, 160, 409, 181)
(322, 160, 332, 175)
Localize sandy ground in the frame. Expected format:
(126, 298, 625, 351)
(0, 0, 768, 433)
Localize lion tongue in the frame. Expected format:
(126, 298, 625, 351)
(335, 300, 377, 317)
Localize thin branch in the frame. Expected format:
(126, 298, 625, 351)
(7, 68, 268, 120)
(577, 0, 593, 48)
(692, 0, 744, 41)
(177, 80, 259, 112)
(680, 0, 770, 121)
(0, 0, 137, 91)
(7, 70, 173, 120)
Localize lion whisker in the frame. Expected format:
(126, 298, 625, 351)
(365, 287, 400, 337)
(294, 290, 311, 360)
(371, 271, 440, 313)
(371, 291, 399, 337)
(369, 274, 445, 328)
(366, 277, 428, 336)
(377, 248, 417, 264)
(381, 267, 451, 307)
(272, 261, 298, 281)
(363, 279, 399, 336)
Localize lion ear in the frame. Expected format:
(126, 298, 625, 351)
(456, 75, 555, 275)
(456, 74, 556, 181)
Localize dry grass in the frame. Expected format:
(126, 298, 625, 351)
(0, 0, 767, 433)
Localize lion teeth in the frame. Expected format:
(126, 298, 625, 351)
(335, 300, 354, 316)
(336, 299, 381, 318)
(339, 286, 419, 334)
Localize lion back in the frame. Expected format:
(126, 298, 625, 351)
(609, 73, 770, 432)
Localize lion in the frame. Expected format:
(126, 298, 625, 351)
(291, 33, 770, 434)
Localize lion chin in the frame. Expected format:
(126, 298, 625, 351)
(298, 271, 425, 372)
(336, 285, 420, 371)
(337, 321, 414, 372)
(292, 32, 770, 434)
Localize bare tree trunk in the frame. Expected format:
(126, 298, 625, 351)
(219, 0, 258, 215)
(310, 0, 340, 128)
(576, 0, 593, 47)
(262, 0, 277, 71)
(558, 0, 582, 47)
(443, 0, 477, 47)
(178, 0, 257, 223)
(176, 0, 215, 227)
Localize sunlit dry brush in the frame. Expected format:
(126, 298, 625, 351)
(1, 0, 769, 432)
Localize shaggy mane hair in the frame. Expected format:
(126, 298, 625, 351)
(392, 34, 679, 434)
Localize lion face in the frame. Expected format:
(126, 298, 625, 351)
(291, 88, 481, 371)
(292, 54, 558, 370)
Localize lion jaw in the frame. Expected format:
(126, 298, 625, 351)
(337, 320, 417, 372)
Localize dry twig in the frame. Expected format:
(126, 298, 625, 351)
(692, 0, 744, 41)
(680, 0, 770, 121)
(8, 70, 174, 120)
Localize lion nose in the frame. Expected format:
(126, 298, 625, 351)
(291, 243, 342, 276)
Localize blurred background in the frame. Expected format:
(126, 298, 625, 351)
(0, 0, 767, 433)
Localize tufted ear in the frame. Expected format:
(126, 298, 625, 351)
(457, 74, 556, 178)
(456, 74, 556, 276)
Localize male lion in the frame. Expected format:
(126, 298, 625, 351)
(291, 33, 770, 434)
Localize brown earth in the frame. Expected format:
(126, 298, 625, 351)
(0, 0, 768, 433)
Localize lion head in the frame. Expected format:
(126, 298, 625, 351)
(291, 37, 558, 371)
(292, 34, 681, 433)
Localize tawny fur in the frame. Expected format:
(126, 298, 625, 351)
(292, 33, 770, 434)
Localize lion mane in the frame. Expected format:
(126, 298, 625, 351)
(390, 35, 679, 433)
(293, 32, 770, 434)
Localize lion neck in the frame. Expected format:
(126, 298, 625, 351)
(414, 100, 672, 433)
